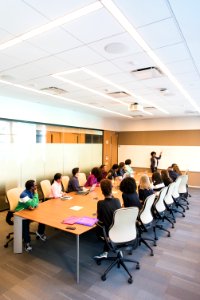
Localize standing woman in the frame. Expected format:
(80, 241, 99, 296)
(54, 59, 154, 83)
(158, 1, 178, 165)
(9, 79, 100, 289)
(150, 151, 162, 173)
(138, 174, 154, 205)
(49, 173, 65, 198)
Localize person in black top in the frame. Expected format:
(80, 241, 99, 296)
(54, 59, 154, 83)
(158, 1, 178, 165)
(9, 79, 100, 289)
(117, 162, 126, 177)
(138, 174, 154, 204)
(107, 164, 119, 180)
(161, 169, 173, 186)
(152, 171, 165, 192)
(94, 179, 121, 259)
(67, 167, 82, 192)
(119, 177, 142, 209)
(168, 166, 179, 182)
(150, 151, 162, 173)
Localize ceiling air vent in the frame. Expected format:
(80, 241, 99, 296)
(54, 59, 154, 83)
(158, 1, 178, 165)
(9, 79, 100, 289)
(107, 91, 130, 98)
(40, 86, 68, 95)
(131, 66, 163, 80)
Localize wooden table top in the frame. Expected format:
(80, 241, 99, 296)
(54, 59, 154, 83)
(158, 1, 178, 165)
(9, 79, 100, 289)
(14, 187, 122, 235)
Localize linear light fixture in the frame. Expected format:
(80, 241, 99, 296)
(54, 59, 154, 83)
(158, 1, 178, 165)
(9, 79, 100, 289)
(101, 0, 200, 113)
(82, 67, 168, 114)
(0, 2, 103, 50)
(0, 79, 132, 118)
(53, 68, 157, 115)
(52, 70, 131, 107)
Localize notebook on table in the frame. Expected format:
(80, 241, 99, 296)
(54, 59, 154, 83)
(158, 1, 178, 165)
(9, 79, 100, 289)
(62, 216, 98, 226)
(76, 184, 96, 195)
(62, 216, 80, 225)
(76, 216, 98, 227)
(60, 195, 72, 200)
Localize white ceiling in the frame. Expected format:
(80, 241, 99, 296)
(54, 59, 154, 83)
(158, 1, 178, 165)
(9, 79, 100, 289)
(0, 0, 200, 120)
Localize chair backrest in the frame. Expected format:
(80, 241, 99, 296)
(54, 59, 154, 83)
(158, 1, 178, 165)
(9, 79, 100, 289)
(6, 187, 24, 211)
(139, 194, 156, 225)
(40, 179, 51, 199)
(172, 176, 182, 198)
(109, 207, 139, 243)
(155, 186, 168, 213)
(164, 182, 176, 205)
(77, 172, 86, 186)
(178, 175, 188, 194)
(62, 175, 69, 192)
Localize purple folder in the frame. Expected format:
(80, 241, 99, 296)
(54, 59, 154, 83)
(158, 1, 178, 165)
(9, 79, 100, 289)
(75, 217, 98, 227)
(62, 216, 80, 225)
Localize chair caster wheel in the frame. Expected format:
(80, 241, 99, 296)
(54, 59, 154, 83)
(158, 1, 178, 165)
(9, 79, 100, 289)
(101, 275, 106, 281)
(150, 252, 154, 256)
(128, 277, 133, 284)
(168, 233, 171, 237)
(172, 224, 175, 228)
(36, 236, 40, 240)
(6, 235, 10, 239)
(182, 214, 185, 217)
(154, 243, 157, 247)
(136, 263, 140, 270)
(4, 244, 8, 248)
(155, 237, 158, 240)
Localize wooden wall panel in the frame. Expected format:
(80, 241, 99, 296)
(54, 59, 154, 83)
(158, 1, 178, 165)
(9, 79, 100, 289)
(118, 130, 200, 146)
(103, 131, 118, 170)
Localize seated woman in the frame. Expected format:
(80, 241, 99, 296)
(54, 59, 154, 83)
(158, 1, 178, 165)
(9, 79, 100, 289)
(120, 177, 142, 209)
(124, 159, 134, 177)
(168, 166, 179, 182)
(84, 167, 101, 187)
(49, 173, 65, 198)
(152, 171, 165, 192)
(172, 163, 182, 176)
(161, 169, 173, 186)
(97, 164, 108, 182)
(67, 167, 82, 192)
(107, 164, 119, 180)
(138, 174, 154, 204)
(117, 162, 126, 178)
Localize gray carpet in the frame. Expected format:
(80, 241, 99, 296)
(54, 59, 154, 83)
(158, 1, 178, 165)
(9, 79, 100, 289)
(0, 188, 200, 300)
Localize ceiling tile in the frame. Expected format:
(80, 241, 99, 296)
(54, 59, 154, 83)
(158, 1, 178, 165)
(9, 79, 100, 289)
(64, 8, 124, 44)
(0, 0, 48, 36)
(138, 18, 182, 49)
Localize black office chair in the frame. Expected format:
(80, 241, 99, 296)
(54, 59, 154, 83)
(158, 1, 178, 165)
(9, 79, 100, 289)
(4, 187, 36, 248)
(94, 207, 140, 284)
(4, 187, 24, 248)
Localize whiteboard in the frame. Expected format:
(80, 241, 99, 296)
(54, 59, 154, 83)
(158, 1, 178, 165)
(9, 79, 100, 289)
(118, 145, 200, 172)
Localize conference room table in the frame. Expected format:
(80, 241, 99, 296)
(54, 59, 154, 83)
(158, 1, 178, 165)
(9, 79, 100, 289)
(13, 187, 122, 283)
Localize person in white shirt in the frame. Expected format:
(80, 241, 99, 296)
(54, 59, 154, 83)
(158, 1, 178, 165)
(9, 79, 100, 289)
(49, 173, 65, 198)
(125, 159, 134, 177)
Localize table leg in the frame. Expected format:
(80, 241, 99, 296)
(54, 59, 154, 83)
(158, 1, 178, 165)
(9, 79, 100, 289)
(76, 235, 79, 283)
(14, 215, 23, 253)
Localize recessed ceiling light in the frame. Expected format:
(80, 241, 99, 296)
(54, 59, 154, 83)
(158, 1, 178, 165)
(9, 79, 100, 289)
(104, 42, 128, 54)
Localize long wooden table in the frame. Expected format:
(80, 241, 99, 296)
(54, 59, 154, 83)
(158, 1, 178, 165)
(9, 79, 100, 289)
(14, 187, 122, 283)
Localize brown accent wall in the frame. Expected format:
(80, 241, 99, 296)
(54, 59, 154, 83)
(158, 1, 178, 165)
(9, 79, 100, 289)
(118, 130, 200, 146)
(118, 130, 200, 187)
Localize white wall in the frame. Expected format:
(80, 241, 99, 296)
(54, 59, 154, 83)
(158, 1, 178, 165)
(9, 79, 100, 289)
(0, 96, 121, 131)
(118, 145, 200, 172)
(118, 116, 200, 131)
